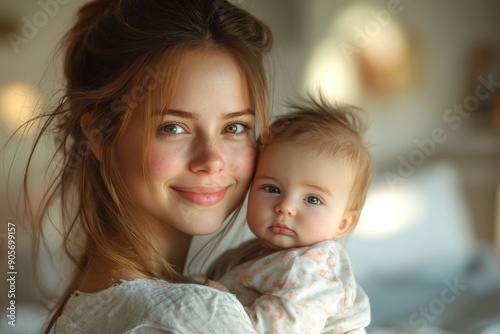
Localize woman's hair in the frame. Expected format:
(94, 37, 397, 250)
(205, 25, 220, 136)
(265, 95, 373, 220)
(18, 0, 272, 331)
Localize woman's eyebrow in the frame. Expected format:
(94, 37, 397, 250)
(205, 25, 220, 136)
(154, 109, 254, 120)
(222, 109, 254, 120)
(155, 109, 198, 119)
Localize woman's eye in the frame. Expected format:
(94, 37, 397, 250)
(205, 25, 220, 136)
(263, 185, 280, 194)
(224, 123, 247, 134)
(306, 196, 322, 205)
(159, 124, 185, 135)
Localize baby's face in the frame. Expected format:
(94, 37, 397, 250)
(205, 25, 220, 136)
(247, 141, 357, 251)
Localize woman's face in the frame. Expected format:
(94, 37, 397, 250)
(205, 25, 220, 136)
(116, 49, 256, 237)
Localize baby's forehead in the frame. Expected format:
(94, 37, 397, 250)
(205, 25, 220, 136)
(259, 141, 354, 170)
(259, 140, 348, 162)
(255, 141, 355, 192)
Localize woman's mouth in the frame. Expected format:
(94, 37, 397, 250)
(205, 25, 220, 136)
(172, 186, 228, 206)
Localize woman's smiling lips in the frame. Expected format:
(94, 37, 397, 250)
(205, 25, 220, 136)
(172, 186, 229, 206)
(268, 223, 295, 235)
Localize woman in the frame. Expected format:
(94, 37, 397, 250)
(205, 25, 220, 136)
(20, 0, 272, 332)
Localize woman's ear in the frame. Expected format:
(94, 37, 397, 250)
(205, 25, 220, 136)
(335, 210, 358, 238)
(80, 113, 103, 162)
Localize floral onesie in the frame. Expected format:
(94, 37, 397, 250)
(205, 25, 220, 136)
(216, 240, 371, 334)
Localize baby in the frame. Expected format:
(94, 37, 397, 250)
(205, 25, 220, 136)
(208, 96, 373, 333)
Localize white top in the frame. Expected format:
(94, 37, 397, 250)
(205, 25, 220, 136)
(217, 240, 371, 333)
(54, 278, 256, 333)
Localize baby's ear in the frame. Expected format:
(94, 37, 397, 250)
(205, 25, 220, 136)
(335, 210, 358, 238)
(80, 113, 103, 162)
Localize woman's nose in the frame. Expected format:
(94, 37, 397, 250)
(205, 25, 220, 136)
(189, 138, 225, 174)
(274, 197, 297, 216)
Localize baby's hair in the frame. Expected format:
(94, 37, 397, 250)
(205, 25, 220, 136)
(265, 95, 373, 218)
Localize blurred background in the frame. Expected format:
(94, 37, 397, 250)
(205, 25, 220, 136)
(1, 0, 500, 333)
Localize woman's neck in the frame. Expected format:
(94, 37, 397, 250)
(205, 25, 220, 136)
(77, 226, 193, 292)
(149, 220, 193, 274)
(159, 231, 193, 275)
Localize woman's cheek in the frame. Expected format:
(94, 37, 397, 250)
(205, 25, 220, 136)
(148, 146, 183, 180)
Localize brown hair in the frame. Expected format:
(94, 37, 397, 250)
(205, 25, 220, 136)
(265, 95, 372, 222)
(17, 0, 272, 331)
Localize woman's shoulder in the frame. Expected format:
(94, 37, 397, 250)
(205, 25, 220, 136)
(55, 278, 255, 333)
(65, 278, 242, 310)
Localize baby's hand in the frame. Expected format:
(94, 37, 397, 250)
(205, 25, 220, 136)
(205, 279, 230, 292)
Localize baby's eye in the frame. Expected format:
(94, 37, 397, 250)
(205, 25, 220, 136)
(159, 123, 185, 135)
(224, 123, 247, 134)
(305, 196, 322, 205)
(263, 185, 280, 194)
